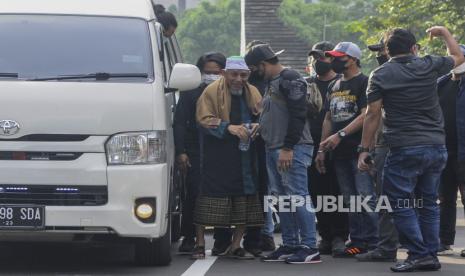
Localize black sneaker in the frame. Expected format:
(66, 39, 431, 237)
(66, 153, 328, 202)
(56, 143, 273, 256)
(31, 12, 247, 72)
(461, 249, 465, 257)
(244, 246, 263, 257)
(228, 247, 255, 260)
(260, 234, 276, 252)
(391, 255, 441, 273)
(356, 248, 397, 262)
(212, 242, 231, 256)
(331, 237, 346, 257)
(318, 239, 332, 255)
(261, 245, 296, 262)
(285, 247, 322, 264)
(178, 238, 195, 255)
(334, 245, 367, 258)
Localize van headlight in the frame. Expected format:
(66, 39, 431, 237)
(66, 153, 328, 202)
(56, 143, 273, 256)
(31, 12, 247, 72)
(105, 131, 166, 165)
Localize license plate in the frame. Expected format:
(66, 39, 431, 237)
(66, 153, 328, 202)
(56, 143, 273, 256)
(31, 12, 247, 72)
(0, 205, 45, 230)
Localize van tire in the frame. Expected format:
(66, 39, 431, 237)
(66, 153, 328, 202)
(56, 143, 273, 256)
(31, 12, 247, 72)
(134, 227, 172, 266)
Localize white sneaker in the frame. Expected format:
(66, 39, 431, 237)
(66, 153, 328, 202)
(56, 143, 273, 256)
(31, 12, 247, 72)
(437, 245, 454, 256)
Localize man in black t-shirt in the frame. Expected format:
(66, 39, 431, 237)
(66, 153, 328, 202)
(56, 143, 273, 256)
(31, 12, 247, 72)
(355, 38, 399, 263)
(306, 41, 348, 257)
(436, 45, 465, 257)
(359, 27, 464, 272)
(316, 42, 378, 257)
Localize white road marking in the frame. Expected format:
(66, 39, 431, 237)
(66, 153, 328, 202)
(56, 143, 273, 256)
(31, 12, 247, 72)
(181, 250, 218, 276)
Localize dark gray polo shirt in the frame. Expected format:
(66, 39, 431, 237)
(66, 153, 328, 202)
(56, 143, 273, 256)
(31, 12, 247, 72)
(367, 55, 454, 148)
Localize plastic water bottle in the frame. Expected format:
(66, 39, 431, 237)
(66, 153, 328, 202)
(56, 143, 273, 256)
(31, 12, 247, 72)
(239, 123, 252, 152)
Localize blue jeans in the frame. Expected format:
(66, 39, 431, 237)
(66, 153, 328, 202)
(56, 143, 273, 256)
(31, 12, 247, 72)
(383, 145, 448, 259)
(261, 205, 275, 237)
(334, 159, 379, 249)
(266, 144, 317, 248)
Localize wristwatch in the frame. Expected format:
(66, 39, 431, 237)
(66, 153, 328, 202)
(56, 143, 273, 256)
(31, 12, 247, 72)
(337, 130, 347, 139)
(357, 145, 370, 153)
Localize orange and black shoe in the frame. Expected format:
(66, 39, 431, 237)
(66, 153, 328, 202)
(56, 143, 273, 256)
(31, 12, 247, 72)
(334, 246, 367, 258)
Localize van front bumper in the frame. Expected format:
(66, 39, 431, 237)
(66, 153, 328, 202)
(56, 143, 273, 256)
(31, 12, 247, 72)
(0, 163, 170, 240)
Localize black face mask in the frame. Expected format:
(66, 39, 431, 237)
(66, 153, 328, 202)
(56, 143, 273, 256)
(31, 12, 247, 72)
(313, 60, 332, 76)
(331, 59, 348, 74)
(249, 70, 263, 82)
(376, 55, 389, 66)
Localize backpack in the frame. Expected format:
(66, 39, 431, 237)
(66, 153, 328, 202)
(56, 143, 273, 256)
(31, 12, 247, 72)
(267, 69, 323, 121)
(305, 76, 324, 120)
(309, 74, 344, 118)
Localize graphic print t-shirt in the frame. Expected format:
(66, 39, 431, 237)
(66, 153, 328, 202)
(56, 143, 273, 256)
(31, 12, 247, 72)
(324, 73, 368, 159)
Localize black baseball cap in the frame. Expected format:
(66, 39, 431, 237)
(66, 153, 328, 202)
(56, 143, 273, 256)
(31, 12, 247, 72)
(368, 38, 385, 52)
(245, 44, 284, 66)
(308, 41, 335, 58)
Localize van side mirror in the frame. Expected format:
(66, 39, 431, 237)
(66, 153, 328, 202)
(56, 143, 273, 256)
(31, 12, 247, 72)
(166, 63, 201, 93)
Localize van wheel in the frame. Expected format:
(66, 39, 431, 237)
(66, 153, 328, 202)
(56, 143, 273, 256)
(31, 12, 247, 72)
(134, 229, 172, 266)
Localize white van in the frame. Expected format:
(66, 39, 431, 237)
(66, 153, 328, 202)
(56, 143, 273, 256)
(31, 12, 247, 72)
(0, 0, 200, 266)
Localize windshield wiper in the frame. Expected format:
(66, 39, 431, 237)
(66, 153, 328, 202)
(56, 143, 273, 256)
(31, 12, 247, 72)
(28, 72, 149, 81)
(0, 73, 19, 78)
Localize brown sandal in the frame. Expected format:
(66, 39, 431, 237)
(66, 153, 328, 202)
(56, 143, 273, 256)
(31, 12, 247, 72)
(191, 246, 206, 260)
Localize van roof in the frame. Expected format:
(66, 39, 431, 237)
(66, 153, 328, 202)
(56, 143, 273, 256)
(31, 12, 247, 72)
(0, 0, 156, 21)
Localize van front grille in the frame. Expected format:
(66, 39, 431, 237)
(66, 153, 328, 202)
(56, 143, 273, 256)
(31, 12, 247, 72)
(0, 152, 82, 161)
(0, 134, 89, 142)
(0, 185, 107, 206)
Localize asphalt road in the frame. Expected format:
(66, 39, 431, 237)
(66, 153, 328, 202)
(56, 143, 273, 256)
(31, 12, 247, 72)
(1, 213, 464, 276)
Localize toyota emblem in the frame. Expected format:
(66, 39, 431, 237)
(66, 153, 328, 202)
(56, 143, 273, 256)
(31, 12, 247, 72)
(0, 120, 20, 136)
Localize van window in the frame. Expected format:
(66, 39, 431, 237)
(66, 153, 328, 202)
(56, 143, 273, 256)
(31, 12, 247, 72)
(0, 15, 153, 81)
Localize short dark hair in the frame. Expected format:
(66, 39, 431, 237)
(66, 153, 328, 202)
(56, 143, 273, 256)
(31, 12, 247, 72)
(196, 52, 227, 71)
(264, 56, 279, 65)
(153, 4, 178, 30)
(384, 28, 417, 57)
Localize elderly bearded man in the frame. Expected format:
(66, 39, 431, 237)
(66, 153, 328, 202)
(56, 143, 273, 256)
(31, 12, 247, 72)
(192, 56, 264, 260)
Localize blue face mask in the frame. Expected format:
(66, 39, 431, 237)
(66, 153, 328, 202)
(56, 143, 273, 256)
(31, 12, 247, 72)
(201, 74, 221, 85)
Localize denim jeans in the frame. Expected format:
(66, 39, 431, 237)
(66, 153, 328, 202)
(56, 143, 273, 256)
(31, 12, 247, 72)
(261, 205, 275, 237)
(383, 145, 448, 259)
(334, 158, 379, 249)
(266, 144, 317, 248)
(374, 147, 399, 253)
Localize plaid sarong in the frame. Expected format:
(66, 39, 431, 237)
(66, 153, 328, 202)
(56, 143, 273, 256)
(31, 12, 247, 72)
(194, 195, 264, 227)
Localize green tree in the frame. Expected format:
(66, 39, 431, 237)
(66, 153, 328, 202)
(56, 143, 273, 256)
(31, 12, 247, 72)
(279, 0, 380, 44)
(349, 0, 465, 57)
(279, 0, 381, 72)
(176, 0, 241, 64)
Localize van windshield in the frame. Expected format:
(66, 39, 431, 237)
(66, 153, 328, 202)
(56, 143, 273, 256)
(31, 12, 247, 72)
(0, 15, 153, 81)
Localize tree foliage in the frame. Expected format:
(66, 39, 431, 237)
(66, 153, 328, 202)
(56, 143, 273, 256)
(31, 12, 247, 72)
(279, 0, 380, 44)
(176, 0, 241, 64)
(279, 0, 381, 72)
(349, 0, 465, 57)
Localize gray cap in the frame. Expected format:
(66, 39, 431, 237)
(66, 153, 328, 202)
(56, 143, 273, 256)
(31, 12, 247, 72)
(325, 42, 362, 60)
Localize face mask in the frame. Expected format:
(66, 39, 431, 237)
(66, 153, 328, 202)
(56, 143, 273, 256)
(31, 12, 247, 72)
(376, 55, 389, 66)
(249, 70, 263, 82)
(202, 74, 221, 85)
(313, 60, 333, 76)
(331, 59, 349, 74)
